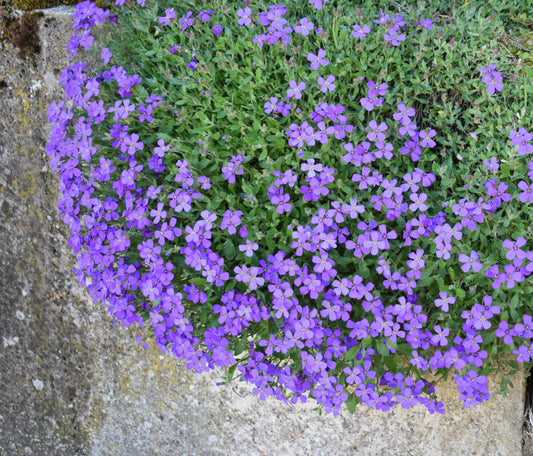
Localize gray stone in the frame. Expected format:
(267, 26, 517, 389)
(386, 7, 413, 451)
(0, 7, 528, 456)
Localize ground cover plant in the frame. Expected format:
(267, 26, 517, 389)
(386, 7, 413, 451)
(47, 0, 533, 415)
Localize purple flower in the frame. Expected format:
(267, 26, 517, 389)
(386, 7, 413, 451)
(287, 80, 306, 99)
(237, 7, 252, 26)
(514, 344, 533, 363)
(496, 321, 514, 344)
(138, 103, 153, 123)
(410, 350, 428, 370)
(276, 100, 292, 117)
(374, 13, 391, 25)
(198, 176, 210, 190)
(239, 240, 259, 258)
(259, 334, 281, 356)
(180, 11, 194, 31)
(458, 250, 483, 273)
(108, 99, 135, 120)
(483, 157, 499, 171)
(518, 181, 533, 203)
(153, 139, 169, 157)
(150, 202, 167, 224)
(198, 10, 214, 22)
(359, 80, 388, 112)
(418, 18, 433, 30)
(510, 127, 533, 145)
(434, 292, 455, 312)
(383, 28, 405, 46)
(158, 8, 176, 26)
(239, 226, 248, 238)
(309, 0, 329, 10)
(393, 103, 415, 125)
(264, 97, 278, 114)
(155, 219, 180, 246)
(409, 192, 428, 212)
(486, 78, 504, 94)
(444, 348, 466, 370)
(392, 14, 406, 27)
(414, 167, 436, 187)
(269, 186, 292, 214)
(301, 159, 323, 177)
(484, 180, 511, 203)
(502, 237, 527, 260)
(430, 325, 449, 347)
(342, 198, 365, 219)
(318, 75, 336, 93)
(399, 122, 418, 139)
(478, 64, 500, 83)
(213, 24, 224, 36)
(123, 133, 144, 156)
(366, 120, 388, 142)
(481, 295, 500, 319)
(401, 172, 420, 192)
(307, 49, 329, 70)
(479, 65, 503, 94)
(295, 17, 314, 35)
(510, 128, 533, 155)
(248, 267, 265, 290)
(221, 210, 243, 235)
(138, 239, 161, 264)
(518, 315, 533, 339)
(352, 24, 370, 39)
(407, 249, 425, 270)
(234, 265, 250, 282)
(501, 261, 525, 289)
(419, 129, 437, 148)
(221, 155, 244, 183)
(186, 59, 198, 71)
(100, 47, 112, 64)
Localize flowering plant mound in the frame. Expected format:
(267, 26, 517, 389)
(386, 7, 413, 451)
(47, 0, 533, 415)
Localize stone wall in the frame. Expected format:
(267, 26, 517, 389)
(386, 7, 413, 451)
(0, 7, 527, 456)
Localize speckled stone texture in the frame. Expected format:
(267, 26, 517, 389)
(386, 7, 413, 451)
(0, 7, 527, 456)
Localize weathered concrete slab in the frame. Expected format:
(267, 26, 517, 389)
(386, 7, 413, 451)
(0, 7, 527, 456)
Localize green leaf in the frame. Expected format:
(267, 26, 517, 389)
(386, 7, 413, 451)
(346, 393, 357, 414)
(484, 331, 496, 344)
(376, 341, 390, 357)
(200, 309, 208, 325)
(448, 266, 455, 281)
(383, 352, 397, 372)
(501, 163, 511, 178)
(396, 343, 413, 356)
(345, 345, 359, 361)
(224, 240, 236, 260)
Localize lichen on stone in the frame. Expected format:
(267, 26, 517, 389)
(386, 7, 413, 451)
(12, 0, 113, 11)
(0, 8, 44, 58)
(12, 0, 78, 12)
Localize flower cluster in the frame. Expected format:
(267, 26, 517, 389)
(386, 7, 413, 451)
(373, 13, 406, 47)
(510, 127, 533, 156)
(478, 64, 504, 94)
(221, 155, 244, 184)
(48, 0, 532, 416)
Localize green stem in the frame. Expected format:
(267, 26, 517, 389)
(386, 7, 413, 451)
(332, 15, 338, 49)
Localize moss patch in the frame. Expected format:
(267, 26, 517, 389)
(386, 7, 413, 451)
(12, 0, 77, 10)
(0, 0, 43, 58)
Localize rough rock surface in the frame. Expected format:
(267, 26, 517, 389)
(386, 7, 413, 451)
(0, 7, 527, 456)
